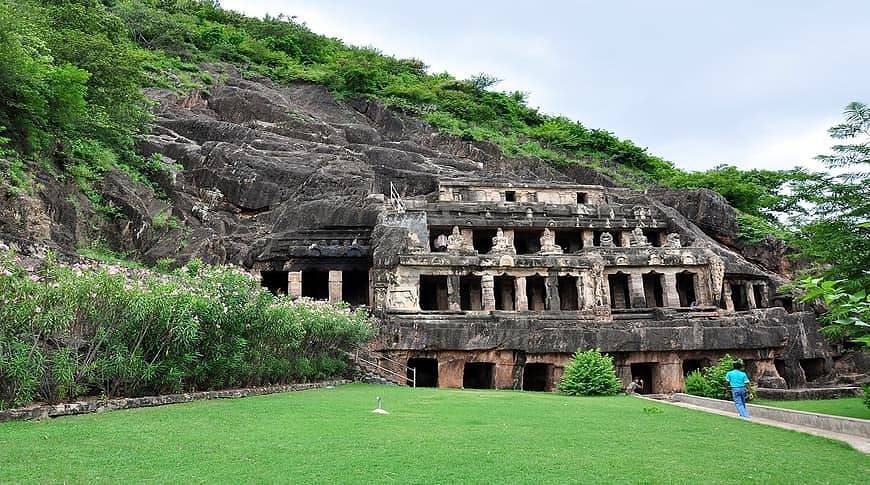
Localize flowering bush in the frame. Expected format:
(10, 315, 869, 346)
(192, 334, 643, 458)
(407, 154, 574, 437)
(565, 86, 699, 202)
(0, 250, 376, 408)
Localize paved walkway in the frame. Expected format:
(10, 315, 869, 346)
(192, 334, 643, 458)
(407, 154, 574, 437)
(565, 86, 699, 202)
(638, 395, 870, 454)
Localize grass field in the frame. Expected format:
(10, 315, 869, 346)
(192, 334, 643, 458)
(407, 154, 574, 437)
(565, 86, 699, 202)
(1, 384, 868, 483)
(753, 397, 870, 420)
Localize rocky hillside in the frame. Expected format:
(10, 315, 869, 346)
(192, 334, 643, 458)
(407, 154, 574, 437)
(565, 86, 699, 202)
(0, 65, 781, 281)
(0, 1, 791, 278)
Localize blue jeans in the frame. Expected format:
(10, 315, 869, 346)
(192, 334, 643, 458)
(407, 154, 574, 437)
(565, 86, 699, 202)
(731, 388, 750, 418)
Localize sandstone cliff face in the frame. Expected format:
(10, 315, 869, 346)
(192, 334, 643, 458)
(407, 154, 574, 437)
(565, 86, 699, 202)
(0, 68, 785, 279)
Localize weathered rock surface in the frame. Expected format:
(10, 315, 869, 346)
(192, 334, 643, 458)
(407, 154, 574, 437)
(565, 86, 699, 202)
(0, 68, 790, 280)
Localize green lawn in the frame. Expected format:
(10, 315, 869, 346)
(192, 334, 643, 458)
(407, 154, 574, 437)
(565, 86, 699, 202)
(753, 397, 870, 420)
(1, 384, 867, 484)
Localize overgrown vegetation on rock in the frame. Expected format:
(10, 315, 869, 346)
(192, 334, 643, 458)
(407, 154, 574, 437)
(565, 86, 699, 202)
(0, 248, 375, 409)
(557, 349, 622, 396)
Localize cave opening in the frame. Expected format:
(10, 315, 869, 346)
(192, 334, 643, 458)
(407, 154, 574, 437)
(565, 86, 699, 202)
(608, 273, 630, 309)
(301, 270, 329, 300)
(463, 362, 494, 389)
(526, 275, 547, 311)
(261, 270, 288, 295)
(408, 358, 438, 387)
(523, 363, 552, 391)
(420, 275, 449, 310)
(558, 275, 579, 310)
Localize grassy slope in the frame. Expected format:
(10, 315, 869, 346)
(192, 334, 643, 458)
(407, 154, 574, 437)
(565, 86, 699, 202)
(753, 398, 870, 420)
(1, 384, 867, 483)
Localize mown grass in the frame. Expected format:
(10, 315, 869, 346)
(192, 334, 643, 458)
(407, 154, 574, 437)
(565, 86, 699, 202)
(1, 384, 867, 483)
(753, 397, 870, 420)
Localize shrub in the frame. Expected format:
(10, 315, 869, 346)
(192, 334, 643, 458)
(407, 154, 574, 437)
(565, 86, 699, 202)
(684, 370, 711, 397)
(0, 251, 377, 409)
(558, 348, 622, 396)
(683, 354, 743, 399)
(862, 384, 870, 410)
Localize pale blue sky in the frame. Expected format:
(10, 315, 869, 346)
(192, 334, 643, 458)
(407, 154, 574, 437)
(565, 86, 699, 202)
(221, 0, 869, 172)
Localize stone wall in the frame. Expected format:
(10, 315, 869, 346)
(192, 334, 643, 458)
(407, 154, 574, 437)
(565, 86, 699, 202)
(0, 380, 349, 422)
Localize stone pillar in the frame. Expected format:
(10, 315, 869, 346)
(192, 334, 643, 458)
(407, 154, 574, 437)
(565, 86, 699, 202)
(288, 271, 302, 298)
(546, 274, 561, 311)
(481, 274, 496, 311)
(615, 364, 633, 389)
(515, 277, 528, 311)
(758, 283, 769, 308)
(663, 272, 681, 308)
(447, 275, 461, 311)
(438, 356, 464, 388)
(693, 273, 709, 306)
(619, 231, 631, 248)
(629, 273, 647, 309)
(581, 230, 594, 248)
(576, 276, 586, 310)
(723, 283, 735, 311)
(745, 282, 756, 309)
(654, 359, 684, 393)
(494, 364, 517, 390)
(328, 270, 342, 302)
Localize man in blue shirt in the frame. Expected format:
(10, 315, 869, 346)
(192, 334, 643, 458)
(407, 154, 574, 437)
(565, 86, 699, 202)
(725, 361, 751, 418)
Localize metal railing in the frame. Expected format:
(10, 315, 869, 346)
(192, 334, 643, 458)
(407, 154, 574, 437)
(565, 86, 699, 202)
(389, 182, 406, 214)
(347, 348, 416, 387)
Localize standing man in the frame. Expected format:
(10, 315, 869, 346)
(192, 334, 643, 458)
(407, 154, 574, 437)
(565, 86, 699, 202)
(725, 361, 751, 419)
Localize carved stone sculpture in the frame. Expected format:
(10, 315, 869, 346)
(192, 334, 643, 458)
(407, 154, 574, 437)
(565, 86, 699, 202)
(665, 233, 682, 248)
(490, 228, 516, 255)
(446, 226, 466, 252)
(599, 231, 615, 248)
(709, 254, 725, 304)
(539, 228, 563, 254)
(629, 227, 651, 247)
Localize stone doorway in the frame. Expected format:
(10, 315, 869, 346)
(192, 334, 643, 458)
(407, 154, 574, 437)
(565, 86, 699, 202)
(408, 358, 438, 387)
(676, 271, 697, 307)
(558, 276, 579, 310)
(494, 275, 516, 310)
(608, 273, 631, 309)
(463, 362, 494, 389)
(555, 230, 582, 252)
(800, 358, 826, 382)
(460, 275, 483, 311)
(682, 359, 704, 376)
(301, 270, 329, 300)
(472, 229, 497, 254)
(731, 283, 749, 311)
(526, 275, 547, 311)
(261, 270, 288, 295)
(753, 284, 766, 308)
(513, 230, 542, 254)
(420, 275, 449, 310)
(630, 363, 656, 394)
(522, 363, 552, 391)
(342, 270, 369, 306)
(642, 272, 664, 308)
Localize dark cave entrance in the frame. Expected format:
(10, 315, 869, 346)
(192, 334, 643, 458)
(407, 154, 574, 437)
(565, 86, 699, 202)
(472, 229, 497, 254)
(460, 275, 483, 311)
(555, 230, 582, 252)
(526, 275, 547, 311)
(643, 272, 664, 308)
(676, 271, 697, 307)
(463, 362, 494, 389)
(494, 275, 516, 310)
(342, 270, 369, 306)
(559, 275, 579, 311)
(630, 363, 656, 394)
(731, 283, 749, 311)
(420, 275, 449, 310)
(523, 363, 552, 391)
(301, 270, 329, 300)
(408, 358, 438, 387)
(513, 230, 542, 254)
(261, 270, 288, 295)
(609, 273, 631, 309)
